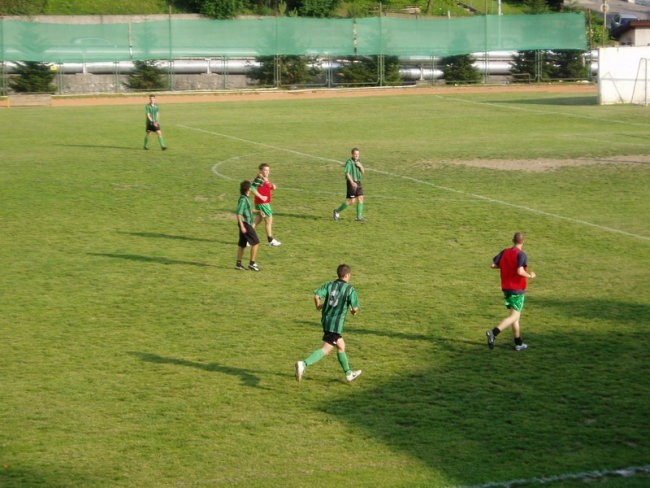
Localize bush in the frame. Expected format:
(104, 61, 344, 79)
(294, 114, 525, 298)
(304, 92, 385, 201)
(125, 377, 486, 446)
(0, 0, 46, 15)
(510, 50, 550, 82)
(126, 61, 168, 91)
(199, 0, 243, 18)
(248, 56, 322, 87)
(511, 50, 588, 82)
(549, 50, 589, 80)
(335, 56, 401, 86)
(9, 62, 57, 93)
(442, 54, 481, 84)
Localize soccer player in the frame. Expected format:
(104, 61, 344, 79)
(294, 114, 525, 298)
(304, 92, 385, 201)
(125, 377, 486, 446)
(333, 147, 365, 222)
(295, 264, 362, 383)
(235, 180, 261, 271)
(143, 94, 167, 151)
(486, 232, 536, 351)
(251, 163, 281, 247)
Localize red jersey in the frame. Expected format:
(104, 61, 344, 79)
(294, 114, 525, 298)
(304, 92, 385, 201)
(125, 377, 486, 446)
(252, 175, 273, 205)
(493, 247, 528, 293)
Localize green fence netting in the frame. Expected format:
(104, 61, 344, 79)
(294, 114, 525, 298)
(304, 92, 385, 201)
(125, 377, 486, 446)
(0, 14, 586, 63)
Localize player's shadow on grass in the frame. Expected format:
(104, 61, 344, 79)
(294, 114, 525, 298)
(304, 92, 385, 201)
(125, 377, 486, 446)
(121, 231, 217, 242)
(130, 352, 269, 389)
(55, 143, 136, 150)
(122, 231, 234, 246)
(354, 327, 481, 350)
(293, 321, 479, 350)
(88, 252, 211, 267)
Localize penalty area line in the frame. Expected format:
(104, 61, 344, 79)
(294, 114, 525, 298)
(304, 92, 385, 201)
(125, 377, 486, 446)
(185, 124, 650, 242)
(458, 464, 650, 488)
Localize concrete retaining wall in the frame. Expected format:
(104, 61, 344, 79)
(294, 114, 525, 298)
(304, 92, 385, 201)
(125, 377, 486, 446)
(47, 73, 251, 94)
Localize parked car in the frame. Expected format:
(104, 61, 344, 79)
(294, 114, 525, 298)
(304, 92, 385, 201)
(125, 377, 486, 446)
(610, 12, 639, 30)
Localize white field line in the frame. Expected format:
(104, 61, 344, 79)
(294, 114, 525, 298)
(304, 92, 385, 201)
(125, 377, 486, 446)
(182, 125, 650, 242)
(458, 464, 650, 488)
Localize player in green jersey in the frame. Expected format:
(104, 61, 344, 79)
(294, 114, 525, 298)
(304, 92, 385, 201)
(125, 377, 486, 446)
(295, 264, 362, 383)
(143, 95, 167, 151)
(235, 180, 261, 271)
(333, 147, 365, 222)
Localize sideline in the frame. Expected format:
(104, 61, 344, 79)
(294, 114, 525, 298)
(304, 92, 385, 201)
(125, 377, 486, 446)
(187, 125, 650, 242)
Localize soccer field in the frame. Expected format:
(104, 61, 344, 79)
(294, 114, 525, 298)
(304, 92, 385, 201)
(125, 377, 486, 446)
(1, 87, 649, 487)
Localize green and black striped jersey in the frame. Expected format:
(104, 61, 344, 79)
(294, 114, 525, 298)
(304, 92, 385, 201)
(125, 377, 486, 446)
(344, 158, 362, 182)
(235, 194, 253, 224)
(314, 279, 359, 334)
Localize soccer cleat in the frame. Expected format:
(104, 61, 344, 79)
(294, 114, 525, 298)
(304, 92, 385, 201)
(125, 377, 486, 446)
(346, 370, 362, 383)
(248, 263, 260, 272)
(162, 146, 167, 151)
(235, 263, 246, 271)
(268, 238, 282, 247)
(355, 218, 365, 223)
(515, 343, 529, 351)
(486, 330, 495, 350)
(143, 146, 149, 150)
(333, 209, 340, 221)
(295, 361, 305, 382)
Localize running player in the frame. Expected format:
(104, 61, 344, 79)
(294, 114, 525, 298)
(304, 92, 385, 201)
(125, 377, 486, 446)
(486, 232, 536, 351)
(295, 264, 362, 383)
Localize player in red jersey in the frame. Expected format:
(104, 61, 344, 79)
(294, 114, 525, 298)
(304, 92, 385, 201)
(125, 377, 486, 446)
(251, 163, 281, 247)
(486, 232, 536, 351)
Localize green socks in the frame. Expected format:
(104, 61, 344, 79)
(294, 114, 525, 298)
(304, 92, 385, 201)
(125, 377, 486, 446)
(303, 350, 351, 376)
(335, 202, 363, 219)
(337, 352, 351, 374)
(304, 348, 326, 366)
(143, 135, 149, 149)
(158, 136, 166, 149)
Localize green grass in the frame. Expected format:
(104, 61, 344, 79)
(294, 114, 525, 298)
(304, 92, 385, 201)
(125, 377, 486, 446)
(1, 89, 649, 488)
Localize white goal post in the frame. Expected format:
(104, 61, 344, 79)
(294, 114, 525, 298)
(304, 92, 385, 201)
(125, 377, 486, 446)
(598, 47, 650, 105)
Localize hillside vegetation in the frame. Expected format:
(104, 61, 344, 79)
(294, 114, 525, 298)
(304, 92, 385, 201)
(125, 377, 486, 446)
(1, 0, 524, 17)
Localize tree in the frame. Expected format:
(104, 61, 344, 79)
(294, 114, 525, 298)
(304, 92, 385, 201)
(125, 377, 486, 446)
(510, 50, 552, 82)
(248, 56, 321, 87)
(0, 0, 46, 15)
(126, 61, 168, 91)
(336, 56, 401, 86)
(298, 0, 340, 17)
(199, 0, 244, 19)
(9, 62, 56, 93)
(548, 50, 588, 80)
(442, 54, 480, 85)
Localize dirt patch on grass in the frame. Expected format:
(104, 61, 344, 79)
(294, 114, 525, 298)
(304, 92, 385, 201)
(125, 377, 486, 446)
(450, 155, 650, 171)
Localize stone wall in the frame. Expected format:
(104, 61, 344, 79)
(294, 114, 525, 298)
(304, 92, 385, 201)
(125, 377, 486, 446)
(51, 73, 251, 94)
